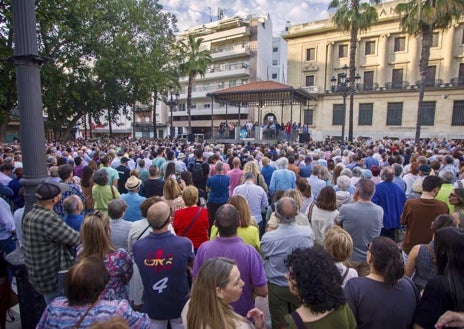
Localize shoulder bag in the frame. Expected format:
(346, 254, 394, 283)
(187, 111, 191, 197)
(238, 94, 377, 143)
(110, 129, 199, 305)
(181, 207, 202, 237)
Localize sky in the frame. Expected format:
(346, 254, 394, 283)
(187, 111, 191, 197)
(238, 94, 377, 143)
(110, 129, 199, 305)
(159, 0, 333, 36)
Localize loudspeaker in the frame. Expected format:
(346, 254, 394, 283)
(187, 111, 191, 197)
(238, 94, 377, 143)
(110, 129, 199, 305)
(299, 133, 310, 143)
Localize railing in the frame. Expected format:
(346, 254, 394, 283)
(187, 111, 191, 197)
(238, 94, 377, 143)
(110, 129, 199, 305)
(301, 86, 319, 93)
(180, 81, 248, 95)
(206, 62, 249, 73)
(210, 43, 249, 54)
(415, 79, 444, 88)
(385, 81, 410, 90)
(357, 83, 379, 91)
(451, 77, 464, 86)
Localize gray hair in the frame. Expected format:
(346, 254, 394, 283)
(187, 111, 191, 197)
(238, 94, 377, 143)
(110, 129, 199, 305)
(340, 168, 353, 178)
(63, 195, 81, 214)
(215, 161, 224, 173)
(108, 199, 128, 219)
(352, 167, 362, 178)
(393, 163, 403, 177)
(276, 157, 288, 169)
(441, 170, 455, 184)
(337, 175, 351, 191)
(243, 171, 256, 181)
(275, 197, 297, 223)
(93, 168, 109, 186)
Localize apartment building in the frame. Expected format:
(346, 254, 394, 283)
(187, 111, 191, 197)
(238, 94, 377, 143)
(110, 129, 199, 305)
(270, 37, 288, 83)
(166, 14, 275, 138)
(285, 0, 464, 140)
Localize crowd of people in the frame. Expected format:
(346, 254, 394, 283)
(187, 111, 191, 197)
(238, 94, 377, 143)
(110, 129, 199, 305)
(1, 135, 464, 328)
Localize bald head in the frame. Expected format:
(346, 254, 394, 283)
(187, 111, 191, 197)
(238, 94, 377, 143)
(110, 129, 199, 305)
(215, 204, 240, 237)
(275, 197, 297, 223)
(147, 201, 171, 230)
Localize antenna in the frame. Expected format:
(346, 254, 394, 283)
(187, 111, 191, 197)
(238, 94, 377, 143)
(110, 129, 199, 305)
(208, 6, 212, 22)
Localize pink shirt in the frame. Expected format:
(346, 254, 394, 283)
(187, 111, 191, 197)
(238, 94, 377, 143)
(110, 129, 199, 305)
(227, 168, 243, 196)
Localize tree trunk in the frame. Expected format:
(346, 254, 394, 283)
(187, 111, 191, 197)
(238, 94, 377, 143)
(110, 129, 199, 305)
(415, 27, 433, 144)
(153, 91, 158, 139)
(88, 113, 93, 139)
(348, 23, 358, 142)
(187, 73, 194, 134)
(108, 108, 113, 137)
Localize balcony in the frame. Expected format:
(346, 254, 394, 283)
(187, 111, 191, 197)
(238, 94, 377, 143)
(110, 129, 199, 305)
(415, 79, 444, 88)
(180, 63, 250, 83)
(301, 86, 319, 94)
(450, 77, 464, 87)
(211, 43, 251, 60)
(201, 26, 250, 43)
(357, 83, 379, 91)
(385, 81, 410, 90)
(179, 82, 247, 99)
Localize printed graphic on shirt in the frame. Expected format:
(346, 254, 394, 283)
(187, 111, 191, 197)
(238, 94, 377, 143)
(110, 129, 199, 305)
(143, 249, 174, 272)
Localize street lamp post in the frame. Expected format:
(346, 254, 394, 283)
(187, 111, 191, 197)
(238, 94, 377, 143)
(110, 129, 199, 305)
(165, 86, 179, 139)
(331, 64, 361, 143)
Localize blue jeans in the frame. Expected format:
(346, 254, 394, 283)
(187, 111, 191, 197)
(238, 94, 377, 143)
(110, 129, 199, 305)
(0, 235, 16, 256)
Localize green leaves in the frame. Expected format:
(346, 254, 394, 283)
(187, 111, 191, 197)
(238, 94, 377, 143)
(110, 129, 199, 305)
(1, 0, 178, 138)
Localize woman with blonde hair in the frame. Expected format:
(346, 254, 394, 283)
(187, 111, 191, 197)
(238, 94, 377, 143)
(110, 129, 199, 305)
(266, 189, 310, 231)
(210, 195, 260, 252)
(162, 177, 185, 216)
(240, 161, 268, 193)
(79, 211, 133, 301)
(173, 185, 209, 253)
(324, 226, 358, 287)
(182, 257, 264, 329)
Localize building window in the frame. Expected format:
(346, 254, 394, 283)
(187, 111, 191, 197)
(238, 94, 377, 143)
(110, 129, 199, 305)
(305, 75, 315, 87)
(338, 44, 348, 58)
(191, 104, 197, 109)
(363, 71, 374, 91)
(392, 68, 404, 89)
(386, 102, 403, 125)
(365, 41, 376, 55)
(420, 101, 436, 126)
(458, 64, 464, 86)
(305, 48, 315, 61)
(452, 101, 464, 125)
(272, 73, 278, 79)
(358, 103, 373, 125)
(272, 59, 278, 66)
(304, 109, 314, 125)
(229, 80, 237, 87)
(425, 66, 437, 87)
(432, 32, 439, 47)
(273, 47, 278, 52)
(204, 103, 210, 109)
(394, 37, 406, 52)
(333, 104, 344, 125)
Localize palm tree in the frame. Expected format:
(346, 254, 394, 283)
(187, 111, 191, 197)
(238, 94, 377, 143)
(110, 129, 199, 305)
(329, 0, 380, 142)
(180, 34, 212, 134)
(396, 0, 464, 144)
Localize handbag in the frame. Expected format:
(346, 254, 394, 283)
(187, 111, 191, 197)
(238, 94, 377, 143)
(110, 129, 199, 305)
(110, 185, 116, 199)
(180, 207, 202, 237)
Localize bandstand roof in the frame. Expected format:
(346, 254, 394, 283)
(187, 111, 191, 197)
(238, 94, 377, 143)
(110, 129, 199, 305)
(206, 80, 316, 107)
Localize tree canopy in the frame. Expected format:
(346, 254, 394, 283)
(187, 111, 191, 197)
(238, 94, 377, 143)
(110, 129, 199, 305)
(1, 0, 179, 139)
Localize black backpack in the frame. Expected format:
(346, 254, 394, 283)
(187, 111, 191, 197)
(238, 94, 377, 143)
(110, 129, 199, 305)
(191, 162, 205, 185)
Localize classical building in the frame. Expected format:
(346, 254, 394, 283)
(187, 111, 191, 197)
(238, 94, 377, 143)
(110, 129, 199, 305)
(169, 14, 277, 138)
(285, 0, 464, 140)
